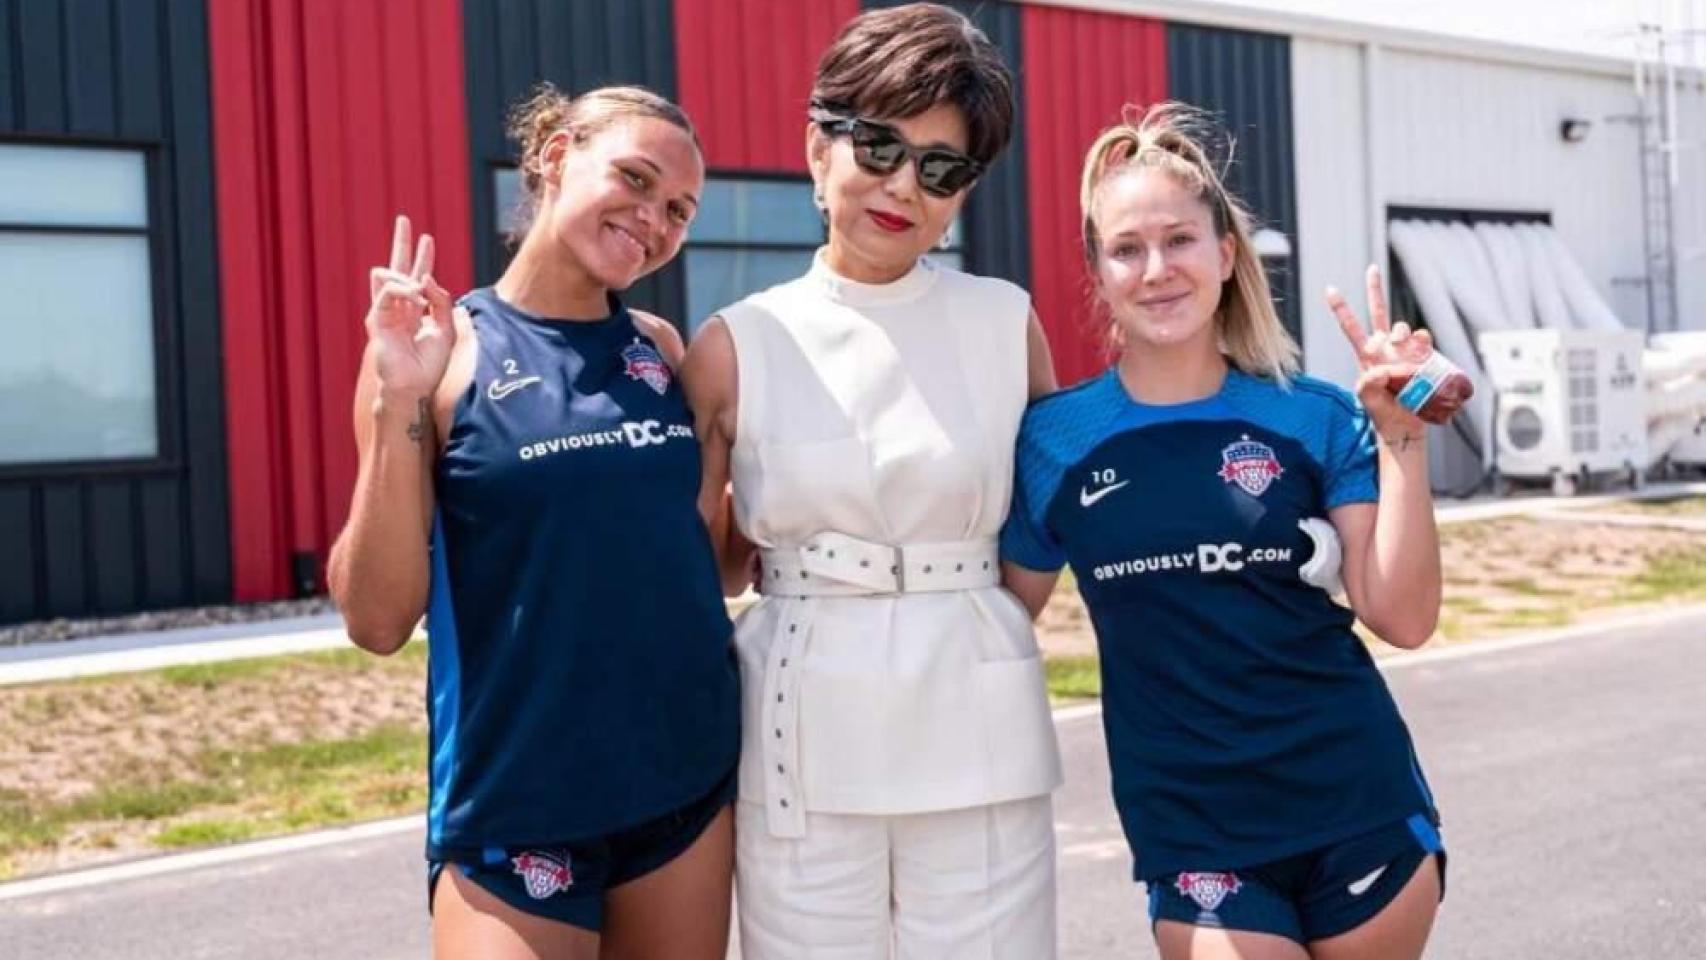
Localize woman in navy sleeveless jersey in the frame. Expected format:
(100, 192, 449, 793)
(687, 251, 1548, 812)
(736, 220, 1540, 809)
(328, 85, 739, 959)
(1001, 104, 1452, 960)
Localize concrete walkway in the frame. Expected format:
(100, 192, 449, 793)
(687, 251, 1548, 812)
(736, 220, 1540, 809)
(1, 480, 1701, 688)
(1431, 478, 1706, 525)
(0, 613, 352, 686)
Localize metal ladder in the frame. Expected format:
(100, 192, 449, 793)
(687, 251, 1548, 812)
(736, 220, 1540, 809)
(1634, 20, 1680, 335)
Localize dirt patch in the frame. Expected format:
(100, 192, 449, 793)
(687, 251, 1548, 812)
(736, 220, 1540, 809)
(1035, 571, 1097, 660)
(0, 597, 336, 648)
(0, 651, 421, 804)
(0, 647, 426, 878)
(1604, 496, 1706, 517)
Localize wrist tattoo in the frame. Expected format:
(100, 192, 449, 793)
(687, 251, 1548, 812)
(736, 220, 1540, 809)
(407, 398, 431, 446)
(1379, 431, 1423, 453)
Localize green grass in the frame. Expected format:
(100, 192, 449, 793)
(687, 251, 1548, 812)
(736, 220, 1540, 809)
(154, 819, 261, 848)
(1046, 655, 1100, 702)
(1442, 596, 1491, 615)
(187, 723, 427, 834)
(1620, 547, 1706, 602)
(1487, 607, 1573, 631)
(1489, 578, 1568, 598)
(1615, 496, 1706, 517)
(159, 658, 288, 689)
(159, 641, 427, 691)
(0, 724, 427, 870)
(0, 778, 236, 873)
(0, 788, 62, 853)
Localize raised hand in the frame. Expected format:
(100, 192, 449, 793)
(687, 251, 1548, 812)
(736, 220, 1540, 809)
(1326, 265, 1468, 431)
(366, 215, 456, 402)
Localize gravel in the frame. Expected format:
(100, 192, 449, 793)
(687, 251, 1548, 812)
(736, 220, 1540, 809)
(0, 597, 339, 648)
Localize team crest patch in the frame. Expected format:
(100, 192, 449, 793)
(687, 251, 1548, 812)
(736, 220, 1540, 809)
(511, 850, 574, 899)
(1218, 435, 1284, 497)
(1175, 871, 1242, 912)
(621, 339, 671, 395)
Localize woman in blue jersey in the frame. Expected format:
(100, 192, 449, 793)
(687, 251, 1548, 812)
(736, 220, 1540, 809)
(1001, 103, 1448, 960)
(327, 85, 739, 959)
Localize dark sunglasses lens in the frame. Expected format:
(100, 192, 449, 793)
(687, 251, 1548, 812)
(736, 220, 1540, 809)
(851, 131, 907, 174)
(918, 152, 977, 196)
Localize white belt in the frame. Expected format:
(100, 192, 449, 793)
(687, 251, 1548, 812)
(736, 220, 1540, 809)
(754, 531, 1000, 838)
(758, 531, 1000, 597)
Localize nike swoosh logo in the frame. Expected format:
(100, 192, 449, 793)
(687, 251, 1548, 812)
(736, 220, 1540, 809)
(487, 376, 542, 401)
(1079, 480, 1130, 507)
(1347, 865, 1387, 896)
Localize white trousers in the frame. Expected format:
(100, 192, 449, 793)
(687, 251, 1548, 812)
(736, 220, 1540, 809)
(735, 794, 1057, 960)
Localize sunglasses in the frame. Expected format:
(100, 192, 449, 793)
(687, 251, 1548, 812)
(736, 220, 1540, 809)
(809, 102, 984, 198)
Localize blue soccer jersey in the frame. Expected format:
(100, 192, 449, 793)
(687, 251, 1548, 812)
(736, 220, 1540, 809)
(425, 289, 740, 860)
(1002, 367, 1437, 881)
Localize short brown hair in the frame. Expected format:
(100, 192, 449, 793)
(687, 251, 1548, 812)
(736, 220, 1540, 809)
(811, 3, 1014, 165)
(505, 83, 699, 243)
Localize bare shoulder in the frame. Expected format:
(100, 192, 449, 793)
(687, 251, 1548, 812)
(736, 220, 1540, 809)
(631, 309, 687, 369)
(683, 314, 741, 402)
(682, 315, 735, 382)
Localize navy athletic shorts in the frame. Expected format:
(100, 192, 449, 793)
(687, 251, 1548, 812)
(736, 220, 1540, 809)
(1146, 813, 1446, 944)
(428, 768, 736, 932)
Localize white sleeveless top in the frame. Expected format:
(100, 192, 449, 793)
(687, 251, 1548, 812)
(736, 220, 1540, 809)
(721, 251, 1063, 834)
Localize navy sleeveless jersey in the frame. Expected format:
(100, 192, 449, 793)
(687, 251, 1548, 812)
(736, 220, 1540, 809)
(425, 288, 740, 859)
(1001, 368, 1437, 881)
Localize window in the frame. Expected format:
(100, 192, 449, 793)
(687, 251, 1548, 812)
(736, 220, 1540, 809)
(684, 177, 963, 333)
(494, 165, 525, 244)
(0, 144, 157, 466)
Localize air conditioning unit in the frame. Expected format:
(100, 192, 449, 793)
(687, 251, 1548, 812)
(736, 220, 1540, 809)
(1478, 329, 1648, 495)
(1669, 418, 1706, 468)
(1650, 332, 1706, 469)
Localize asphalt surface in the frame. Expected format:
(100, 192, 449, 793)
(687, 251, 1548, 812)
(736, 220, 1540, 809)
(3, 611, 1703, 959)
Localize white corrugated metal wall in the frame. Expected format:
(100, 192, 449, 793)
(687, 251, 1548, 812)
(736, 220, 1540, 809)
(1293, 38, 1706, 389)
(1292, 37, 1369, 388)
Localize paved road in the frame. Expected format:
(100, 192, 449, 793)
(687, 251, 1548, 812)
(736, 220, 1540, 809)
(5, 612, 1704, 959)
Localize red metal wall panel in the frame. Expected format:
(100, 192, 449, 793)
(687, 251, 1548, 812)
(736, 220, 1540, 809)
(209, 0, 474, 600)
(1022, 4, 1167, 386)
(675, 0, 860, 172)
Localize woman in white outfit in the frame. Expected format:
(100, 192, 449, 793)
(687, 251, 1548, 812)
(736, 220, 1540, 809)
(682, 4, 1063, 957)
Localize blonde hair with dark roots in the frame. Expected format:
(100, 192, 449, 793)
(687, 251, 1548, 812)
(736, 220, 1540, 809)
(504, 83, 699, 246)
(1079, 102, 1299, 383)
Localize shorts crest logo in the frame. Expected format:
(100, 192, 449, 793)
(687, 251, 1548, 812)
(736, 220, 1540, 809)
(511, 850, 574, 899)
(622, 339, 671, 395)
(1219, 435, 1284, 497)
(1174, 871, 1242, 911)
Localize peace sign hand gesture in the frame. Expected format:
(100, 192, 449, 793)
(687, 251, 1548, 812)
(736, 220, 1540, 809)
(1326, 265, 1469, 433)
(366, 215, 456, 402)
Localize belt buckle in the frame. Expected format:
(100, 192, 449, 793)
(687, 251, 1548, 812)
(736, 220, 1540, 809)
(891, 544, 906, 594)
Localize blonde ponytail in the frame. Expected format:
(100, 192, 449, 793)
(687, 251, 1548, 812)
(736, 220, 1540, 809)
(1079, 102, 1299, 383)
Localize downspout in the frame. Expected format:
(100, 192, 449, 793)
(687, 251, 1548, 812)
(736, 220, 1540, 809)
(1364, 41, 1385, 282)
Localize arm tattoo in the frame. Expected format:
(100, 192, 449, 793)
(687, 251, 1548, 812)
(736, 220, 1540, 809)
(407, 398, 431, 446)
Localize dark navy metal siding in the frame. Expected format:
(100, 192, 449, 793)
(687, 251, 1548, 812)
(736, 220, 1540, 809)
(0, 0, 229, 625)
(1167, 24, 1303, 348)
(864, 0, 1030, 288)
(462, 0, 685, 322)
